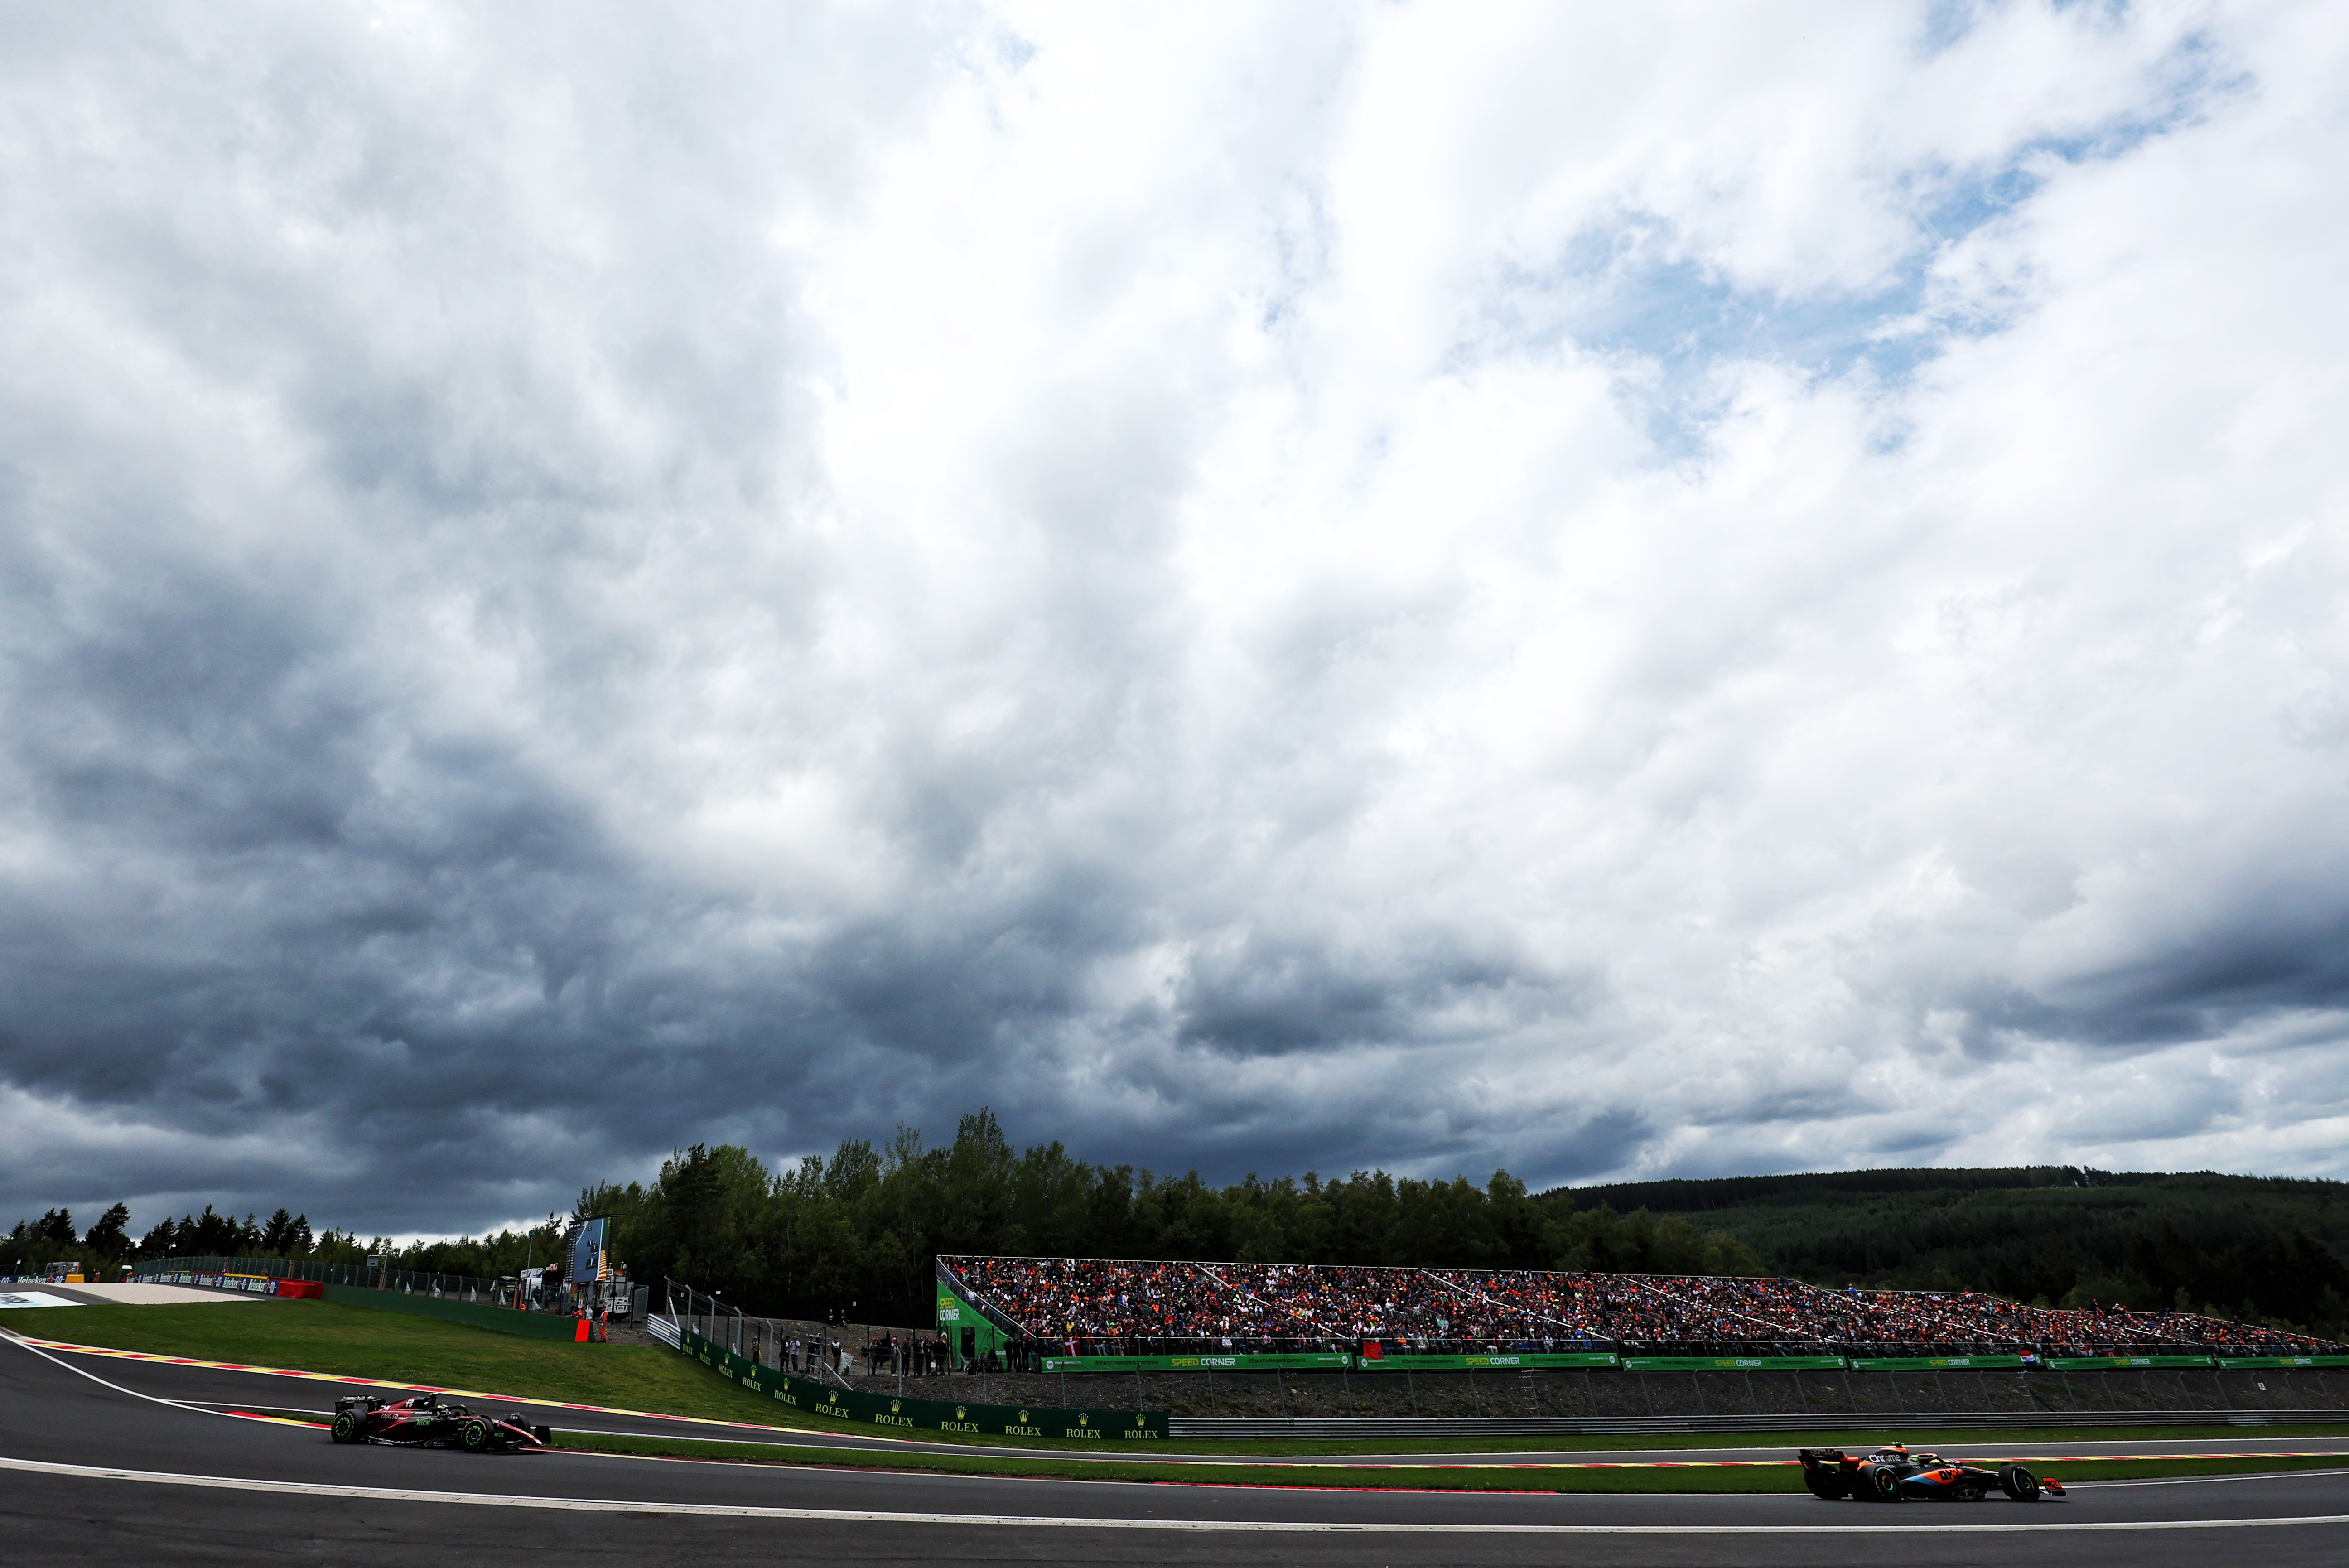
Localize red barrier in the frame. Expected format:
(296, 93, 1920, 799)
(268, 1279, 323, 1299)
(574, 1315, 590, 1342)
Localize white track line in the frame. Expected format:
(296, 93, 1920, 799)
(2082, 1468, 2349, 1490)
(0, 1327, 242, 1423)
(5, 1454, 2349, 1532)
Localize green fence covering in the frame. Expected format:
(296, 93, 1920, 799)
(681, 1327, 1167, 1441)
(1846, 1354, 2030, 1371)
(1035, 1352, 1352, 1372)
(2214, 1354, 2349, 1369)
(1619, 1354, 1849, 1370)
(320, 1283, 582, 1341)
(1354, 1352, 1620, 1370)
(2046, 1354, 2217, 1370)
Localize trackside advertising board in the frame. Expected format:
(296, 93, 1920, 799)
(679, 1326, 1167, 1441)
(1035, 1352, 1352, 1372)
(1619, 1354, 1849, 1370)
(1353, 1351, 1621, 1370)
(1846, 1354, 2031, 1371)
(2214, 1355, 2349, 1369)
(2046, 1354, 2222, 1370)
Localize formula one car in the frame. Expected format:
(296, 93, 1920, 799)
(1798, 1444, 2064, 1502)
(329, 1392, 551, 1453)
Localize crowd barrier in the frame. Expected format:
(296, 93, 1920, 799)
(139, 1266, 599, 1340)
(676, 1322, 1167, 1441)
(141, 1268, 320, 1299)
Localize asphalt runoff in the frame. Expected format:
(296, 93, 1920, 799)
(6, 1329, 2348, 1567)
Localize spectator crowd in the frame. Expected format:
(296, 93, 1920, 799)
(940, 1254, 2340, 1357)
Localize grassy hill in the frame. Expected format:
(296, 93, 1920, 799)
(1543, 1166, 2349, 1332)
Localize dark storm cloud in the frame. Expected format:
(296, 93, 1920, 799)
(6, 2, 2349, 1238)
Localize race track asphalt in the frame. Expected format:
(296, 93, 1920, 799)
(7, 1327, 2349, 1568)
(25, 1333, 2349, 1468)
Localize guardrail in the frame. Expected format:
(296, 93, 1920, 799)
(647, 1313, 681, 1349)
(1169, 1409, 2349, 1439)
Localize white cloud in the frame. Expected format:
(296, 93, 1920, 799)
(2, 0, 2346, 1231)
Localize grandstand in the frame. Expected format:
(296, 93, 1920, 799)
(938, 1254, 2342, 1362)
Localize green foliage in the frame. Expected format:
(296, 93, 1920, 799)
(28, 1123, 2344, 1341)
(1549, 1166, 2349, 1340)
(583, 1111, 1759, 1322)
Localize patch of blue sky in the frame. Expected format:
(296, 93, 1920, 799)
(1495, 29, 2238, 459)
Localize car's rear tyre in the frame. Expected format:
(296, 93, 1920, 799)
(330, 1412, 358, 1445)
(1802, 1466, 1849, 1500)
(1866, 1463, 1906, 1503)
(460, 1418, 492, 1453)
(1999, 1464, 2040, 1502)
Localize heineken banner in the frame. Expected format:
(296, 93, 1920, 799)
(1847, 1355, 2030, 1371)
(1037, 1352, 1351, 1373)
(934, 1273, 1016, 1358)
(1354, 1352, 1620, 1370)
(1620, 1354, 1848, 1371)
(2046, 1354, 2217, 1370)
(680, 1327, 1167, 1441)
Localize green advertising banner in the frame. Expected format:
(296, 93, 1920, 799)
(2214, 1355, 2349, 1370)
(1846, 1355, 2030, 1371)
(1354, 1352, 1620, 1370)
(680, 1327, 1167, 1441)
(1620, 1354, 1849, 1370)
(1036, 1352, 1352, 1373)
(933, 1276, 1015, 1358)
(2047, 1355, 2216, 1370)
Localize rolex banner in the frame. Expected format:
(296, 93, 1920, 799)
(679, 1326, 1167, 1441)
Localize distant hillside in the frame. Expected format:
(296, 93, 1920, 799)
(1542, 1165, 2349, 1334)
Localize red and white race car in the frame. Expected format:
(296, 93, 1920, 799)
(329, 1392, 550, 1453)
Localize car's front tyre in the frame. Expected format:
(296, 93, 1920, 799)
(1999, 1464, 2041, 1502)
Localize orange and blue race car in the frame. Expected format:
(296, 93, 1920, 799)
(1799, 1443, 2065, 1502)
(329, 1392, 551, 1453)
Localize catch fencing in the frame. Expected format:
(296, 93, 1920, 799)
(133, 1254, 642, 1317)
(138, 1255, 518, 1303)
(666, 1279, 885, 1391)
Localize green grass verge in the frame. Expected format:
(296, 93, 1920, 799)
(550, 1430, 1808, 1491)
(18, 1302, 2349, 1461)
(548, 1430, 2349, 1492)
(13, 1302, 859, 1434)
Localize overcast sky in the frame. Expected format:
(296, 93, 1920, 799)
(5, 1, 2348, 1239)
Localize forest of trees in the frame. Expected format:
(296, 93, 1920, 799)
(1558, 1166, 2349, 1336)
(11, 1112, 2346, 1339)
